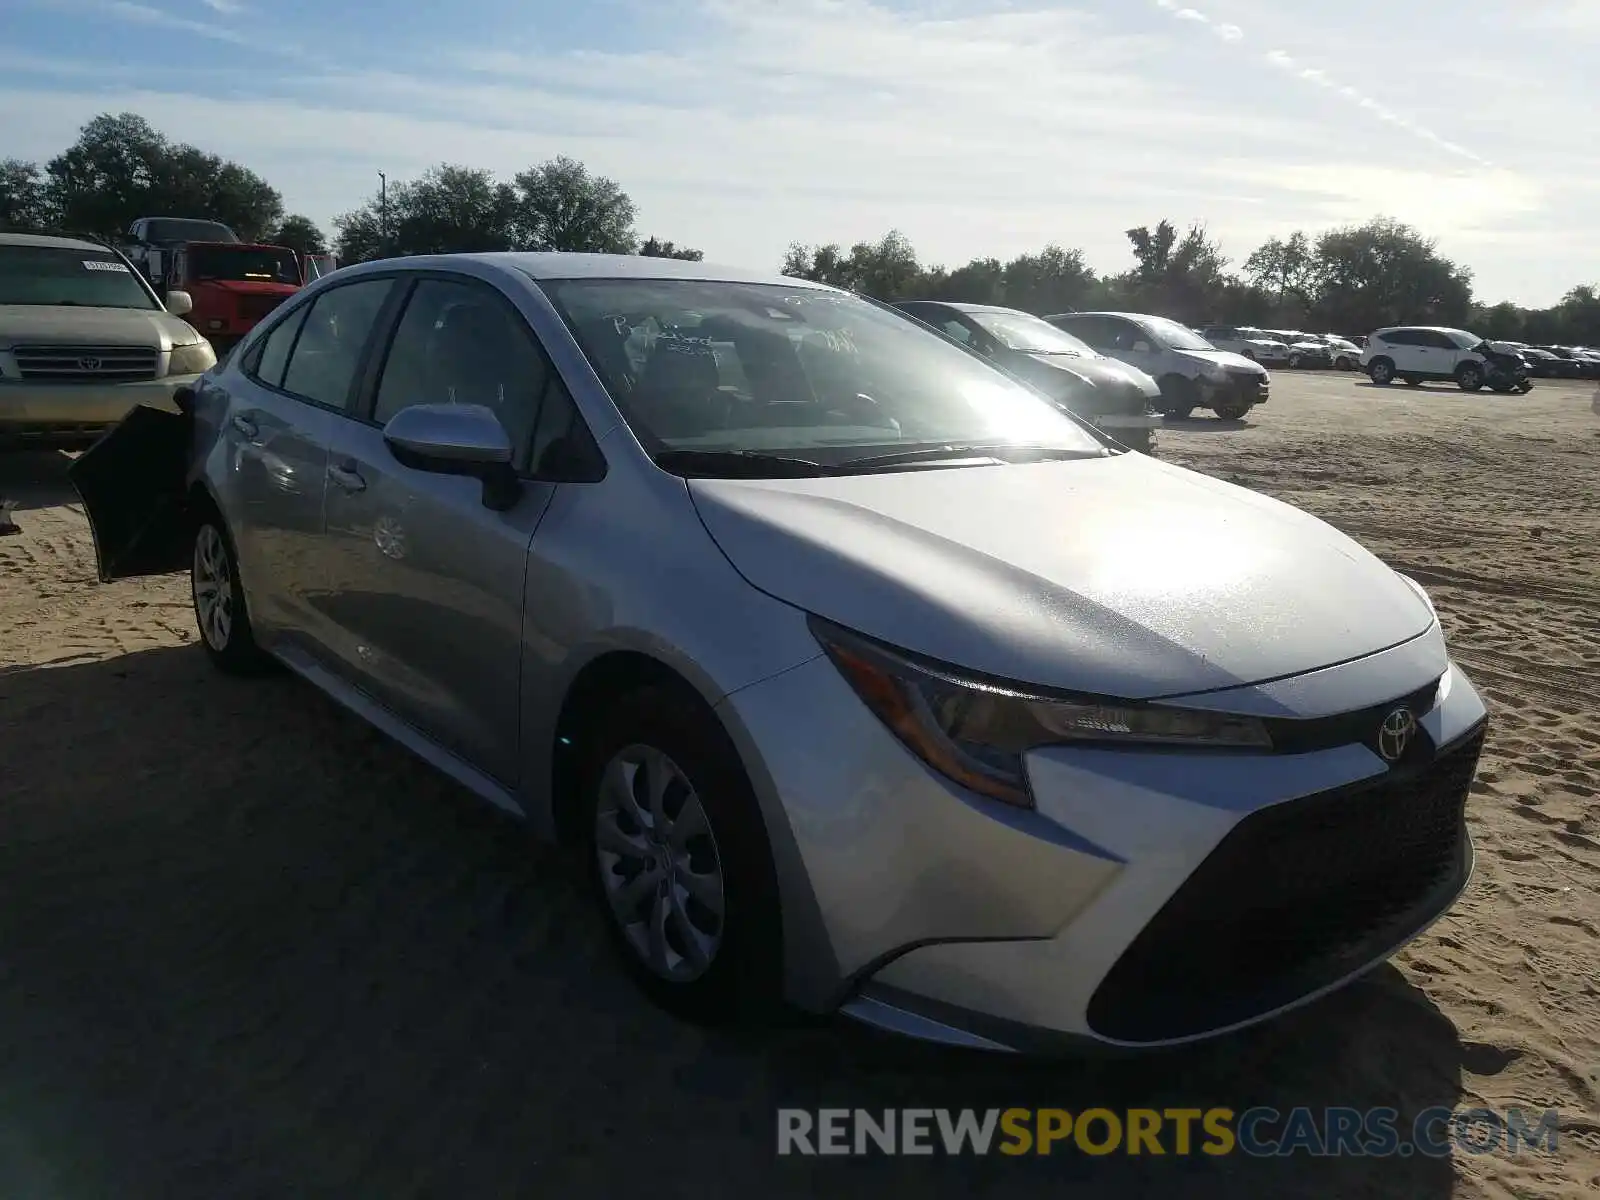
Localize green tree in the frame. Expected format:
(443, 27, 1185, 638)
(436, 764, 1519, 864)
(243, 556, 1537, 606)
(45, 112, 282, 240)
(638, 236, 704, 261)
(1121, 219, 1229, 320)
(0, 159, 54, 230)
(512, 156, 636, 253)
(270, 213, 327, 254)
(1000, 245, 1098, 314)
(1243, 231, 1317, 312)
(781, 230, 920, 299)
(1312, 217, 1473, 332)
(333, 164, 517, 261)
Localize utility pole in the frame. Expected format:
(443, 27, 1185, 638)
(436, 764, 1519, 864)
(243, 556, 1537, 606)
(378, 170, 389, 258)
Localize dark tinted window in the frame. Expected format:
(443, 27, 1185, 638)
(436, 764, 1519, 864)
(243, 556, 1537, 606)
(1052, 314, 1115, 348)
(281, 279, 393, 410)
(527, 373, 600, 477)
(249, 305, 309, 388)
(1421, 330, 1460, 349)
(373, 277, 548, 469)
(141, 218, 238, 244)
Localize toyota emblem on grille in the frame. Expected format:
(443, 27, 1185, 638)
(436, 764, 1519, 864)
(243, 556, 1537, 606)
(1377, 707, 1417, 763)
(78, 357, 101, 371)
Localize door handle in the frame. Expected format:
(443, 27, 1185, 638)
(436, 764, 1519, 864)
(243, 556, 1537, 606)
(231, 413, 259, 439)
(327, 460, 366, 493)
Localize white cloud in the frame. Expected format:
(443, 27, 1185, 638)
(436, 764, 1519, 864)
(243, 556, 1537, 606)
(199, 0, 245, 13)
(2, 0, 1590, 304)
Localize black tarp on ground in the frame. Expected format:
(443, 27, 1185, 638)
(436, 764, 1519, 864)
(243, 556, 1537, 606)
(67, 403, 194, 581)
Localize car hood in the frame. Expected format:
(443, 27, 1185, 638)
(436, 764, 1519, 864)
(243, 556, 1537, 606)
(1176, 348, 1267, 375)
(689, 454, 1432, 699)
(0, 303, 201, 348)
(1022, 352, 1161, 402)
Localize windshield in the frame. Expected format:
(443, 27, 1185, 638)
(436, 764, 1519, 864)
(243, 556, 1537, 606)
(968, 310, 1097, 356)
(1443, 329, 1482, 349)
(541, 278, 1104, 466)
(0, 246, 158, 309)
(1141, 316, 1215, 352)
(144, 218, 237, 244)
(189, 246, 300, 284)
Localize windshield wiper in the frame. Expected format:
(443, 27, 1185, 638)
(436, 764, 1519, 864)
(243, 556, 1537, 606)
(653, 449, 827, 478)
(835, 443, 1106, 471)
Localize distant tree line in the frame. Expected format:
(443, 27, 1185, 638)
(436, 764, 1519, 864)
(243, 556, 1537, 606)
(2, 112, 1596, 343)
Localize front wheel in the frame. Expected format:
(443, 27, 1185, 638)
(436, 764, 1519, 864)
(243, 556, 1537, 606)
(1456, 362, 1485, 392)
(1213, 401, 1250, 420)
(581, 686, 784, 1025)
(191, 515, 273, 675)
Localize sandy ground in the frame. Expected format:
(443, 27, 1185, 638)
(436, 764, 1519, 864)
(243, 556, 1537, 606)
(1, 372, 1597, 1198)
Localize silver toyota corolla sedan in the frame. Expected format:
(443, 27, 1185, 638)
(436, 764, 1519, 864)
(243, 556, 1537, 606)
(73, 253, 1489, 1053)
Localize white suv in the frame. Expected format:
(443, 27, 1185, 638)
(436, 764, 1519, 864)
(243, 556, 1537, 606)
(1361, 326, 1487, 390)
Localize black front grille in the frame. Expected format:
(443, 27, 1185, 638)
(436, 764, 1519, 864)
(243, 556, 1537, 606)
(1086, 724, 1486, 1043)
(239, 294, 288, 322)
(12, 344, 159, 383)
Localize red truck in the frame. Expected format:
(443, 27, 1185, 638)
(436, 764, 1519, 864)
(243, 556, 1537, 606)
(121, 217, 306, 354)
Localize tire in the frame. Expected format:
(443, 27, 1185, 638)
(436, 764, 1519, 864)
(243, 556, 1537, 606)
(580, 685, 784, 1025)
(1456, 361, 1485, 392)
(1403, 376, 1423, 388)
(1288, 353, 1302, 369)
(1157, 374, 1198, 420)
(191, 511, 274, 675)
(1368, 357, 1395, 385)
(1213, 402, 1249, 421)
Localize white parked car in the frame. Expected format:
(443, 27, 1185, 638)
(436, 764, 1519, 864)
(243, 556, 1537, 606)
(1199, 325, 1291, 366)
(1322, 335, 1363, 371)
(1048, 312, 1269, 420)
(1361, 327, 1488, 390)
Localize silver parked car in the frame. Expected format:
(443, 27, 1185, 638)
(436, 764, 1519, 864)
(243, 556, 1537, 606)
(74, 253, 1489, 1052)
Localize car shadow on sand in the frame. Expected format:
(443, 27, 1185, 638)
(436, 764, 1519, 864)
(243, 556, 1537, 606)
(0, 449, 83, 514)
(1159, 416, 1252, 434)
(0, 645, 1470, 1198)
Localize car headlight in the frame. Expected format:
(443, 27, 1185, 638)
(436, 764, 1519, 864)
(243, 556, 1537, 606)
(169, 340, 217, 375)
(810, 617, 1273, 809)
(1397, 573, 1437, 620)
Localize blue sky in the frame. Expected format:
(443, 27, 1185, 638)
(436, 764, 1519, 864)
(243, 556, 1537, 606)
(3, 0, 1596, 306)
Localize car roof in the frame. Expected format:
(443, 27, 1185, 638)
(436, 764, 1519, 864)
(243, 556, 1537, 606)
(328, 251, 831, 290)
(1373, 325, 1471, 335)
(0, 231, 113, 252)
(908, 301, 1023, 315)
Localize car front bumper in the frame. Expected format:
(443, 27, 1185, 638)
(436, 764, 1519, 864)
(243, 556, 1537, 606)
(718, 628, 1487, 1051)
(0, 375, 201, 443)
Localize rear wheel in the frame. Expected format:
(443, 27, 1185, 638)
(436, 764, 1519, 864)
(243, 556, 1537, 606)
(1157, 374, 1197, 420)
(1367, 357, 1395, 385)
(191, 512, 273, 675)
(580, 685, 784, 1025)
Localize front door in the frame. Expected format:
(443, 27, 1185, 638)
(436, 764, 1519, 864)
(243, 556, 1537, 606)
(316, 274, 563, 786)
(218, 276, 397, 645)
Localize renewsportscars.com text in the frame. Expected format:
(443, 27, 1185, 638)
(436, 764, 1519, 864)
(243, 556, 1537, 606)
(776, 1106, 1561, 1158)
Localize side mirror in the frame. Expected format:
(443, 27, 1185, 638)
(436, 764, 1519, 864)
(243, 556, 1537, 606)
(1130, 340, 1153, 354)
(382, 403, 522, 511)
(165, 289, 194, 317)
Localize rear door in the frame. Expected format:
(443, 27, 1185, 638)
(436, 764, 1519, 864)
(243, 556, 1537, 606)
(217, 275, 397, 643)
(314, 272, 568, 785)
